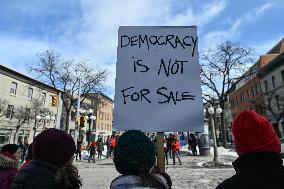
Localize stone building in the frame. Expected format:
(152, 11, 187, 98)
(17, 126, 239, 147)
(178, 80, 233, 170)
(258, 52, 284, 137)
(68, 92, 113, 147)
(229, 39, 284, 118)
(0, 64, 61, 145)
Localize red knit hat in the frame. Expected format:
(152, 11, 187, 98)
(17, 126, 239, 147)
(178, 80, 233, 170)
(232, 110, 281, 156)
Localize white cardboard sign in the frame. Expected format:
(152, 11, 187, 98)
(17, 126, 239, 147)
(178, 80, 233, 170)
(114, 26, 204, 132)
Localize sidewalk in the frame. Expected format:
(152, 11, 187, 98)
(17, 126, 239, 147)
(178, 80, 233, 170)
(75, 149, 237, 189)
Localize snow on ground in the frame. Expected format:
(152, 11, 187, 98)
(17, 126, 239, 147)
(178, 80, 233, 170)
(75, 147, 237, 189)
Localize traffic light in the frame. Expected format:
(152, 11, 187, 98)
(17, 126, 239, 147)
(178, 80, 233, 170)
(52, 95, 58, 106)
(79, 115, 85, 128)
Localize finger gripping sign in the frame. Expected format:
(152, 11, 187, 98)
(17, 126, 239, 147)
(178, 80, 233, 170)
(114, 26, 204, 132)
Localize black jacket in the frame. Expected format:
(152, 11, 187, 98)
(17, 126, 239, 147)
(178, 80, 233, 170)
(216, 152, 284, 189)
(11, 160, 59, 189)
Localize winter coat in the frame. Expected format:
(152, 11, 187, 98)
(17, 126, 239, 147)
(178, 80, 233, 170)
(11, 160, 59, 189)
(216, 152, 284, 189)
(110, 138, 117, 149)
(96, 141, 104, 152)
(110, 174, 170, 189)
(0, 152, 19, 189)
(171, 141, 179, 152)
(11, 160, 82, 189)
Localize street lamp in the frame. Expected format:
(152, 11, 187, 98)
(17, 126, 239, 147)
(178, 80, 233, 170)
(208, 105, 222, 163)
(87, 109, 96, 146)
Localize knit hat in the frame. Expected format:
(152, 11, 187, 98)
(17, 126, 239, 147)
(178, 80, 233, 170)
(1, 144, 19, 154)
(113, 130, 156, 175)
(33, 128, 76, 167)
(232, 110, 281, 156)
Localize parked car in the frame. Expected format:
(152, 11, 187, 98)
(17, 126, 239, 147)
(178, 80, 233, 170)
(280, 138, 284, 158)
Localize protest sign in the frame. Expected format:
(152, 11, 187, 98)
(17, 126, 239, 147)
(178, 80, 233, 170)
(114, 26, 204, 132)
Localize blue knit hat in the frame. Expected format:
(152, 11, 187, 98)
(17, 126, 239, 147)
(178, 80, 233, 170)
(113, 130, 156, 175)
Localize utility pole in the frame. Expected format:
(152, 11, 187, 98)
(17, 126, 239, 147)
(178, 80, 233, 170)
(75, 79, 81, 141)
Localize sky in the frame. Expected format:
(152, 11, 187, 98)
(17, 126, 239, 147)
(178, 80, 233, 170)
(0, 0, 283, 99)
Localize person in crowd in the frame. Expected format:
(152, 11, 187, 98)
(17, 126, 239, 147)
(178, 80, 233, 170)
(19, 142, 33, 170)
(216, 110, 284, 189)
(110, 130, 172, 189)
(105, 135, 111, 158)
(166, 133, 173, 158)
(75, 139, 83, 161)
(171, 135, 182, 165)
(0, 144, 21, 189)
(17, 140, 24, 162)
(96, 137, 104, 160)
(21, 140, 29, 163)
(87, 139, 96, 163)
(11, 128, 82, 189)
(164, 136, 169, 165)
(189, 133, 198, 156)
(109, 135, 117, 157)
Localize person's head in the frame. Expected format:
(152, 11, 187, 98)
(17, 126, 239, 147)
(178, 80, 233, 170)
(1, 144, 21, 161)
(232, 110, 281, 156)
(190, 133, 195, 138)
(33, 128, 76, 167)
(113, 130, 156, 175)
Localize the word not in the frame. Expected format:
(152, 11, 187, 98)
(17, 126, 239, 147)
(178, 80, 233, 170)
(121, 87, 151, 104)
(120, 34, 198, 56)
(158, 59, 188, 77)
(157, 87, 195, 105)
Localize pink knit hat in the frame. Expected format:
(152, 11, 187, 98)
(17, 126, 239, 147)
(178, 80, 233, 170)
(232, 110, 281, 156)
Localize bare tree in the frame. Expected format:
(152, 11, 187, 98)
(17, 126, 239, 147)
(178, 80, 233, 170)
(29, 98, 51, 139)
(13, 106, 31, 143)
(0, 98, 8, 117)
(200, 41, 255, 147)
(28, 50, 108, 133)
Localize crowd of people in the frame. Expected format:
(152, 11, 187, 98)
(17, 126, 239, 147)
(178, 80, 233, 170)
(74, 133, 118, 163)
(1, 110, 284, 188)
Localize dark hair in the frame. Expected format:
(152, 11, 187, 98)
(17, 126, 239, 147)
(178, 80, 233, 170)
(26, 143, 33, 160)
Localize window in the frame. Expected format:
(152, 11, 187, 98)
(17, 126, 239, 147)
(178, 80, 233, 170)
(27, 88, 33, 99)
(107, 114, 109, 120)
(25, 108, 31, 122)
(107, 124, 109, 131)
(41, 92, 46, 103)
(251, 87, 255, 96)
(272, 76, 275, 88)
(281, 70, 284, 84)
(264, 80, 268, 92)
(10, 82, 17, 95)
(101, 123, 104, 130)
(255, 84, 259, 95)
(247, 90, 250, 99)
(275, 95, 280, 110)
(50, 95, 53, 105)
(6, 105, 14, 119)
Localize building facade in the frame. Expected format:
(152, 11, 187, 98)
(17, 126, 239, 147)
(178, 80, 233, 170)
(229, 38, 284, 137)
(68, 92, 113, 147)
(0, 65, 61, 145)
(258, 53, 284, 137)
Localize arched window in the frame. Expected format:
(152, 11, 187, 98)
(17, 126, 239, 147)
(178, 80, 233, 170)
(264, 80, 268, 92)
(272, 76, 275, 88)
